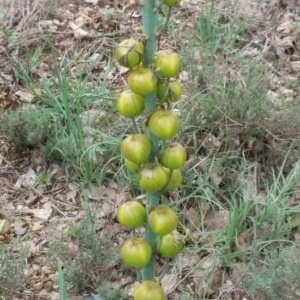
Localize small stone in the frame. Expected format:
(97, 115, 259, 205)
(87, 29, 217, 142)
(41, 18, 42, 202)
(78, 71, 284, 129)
(38, 289, 49, 299)
(48, 273, 58, 282)
(44, 280, 54, 292)
(33, 282, 44, 291)
(14, 224, 27, 236)
(30, 222, 43, 232)
(29, 264, 40, 276)
(0, 219, 10, 235)
(41, 265, 54, 275)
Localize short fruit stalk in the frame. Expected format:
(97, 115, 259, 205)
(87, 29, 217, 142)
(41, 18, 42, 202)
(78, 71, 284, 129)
(114, 0, 184, 298)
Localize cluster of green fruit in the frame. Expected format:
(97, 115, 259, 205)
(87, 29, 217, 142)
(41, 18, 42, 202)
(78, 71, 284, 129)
(114, 0, 183, 298)
(117, 203, 183, 299)
(116, 42, 185, 190)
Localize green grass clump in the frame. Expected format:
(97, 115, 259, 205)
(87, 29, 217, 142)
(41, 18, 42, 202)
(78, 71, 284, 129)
(7, 37, 123, 182)
(0, 107, 54, 147)
(177, 1, 300, 181)
(97, 283, 125, 300)
(241, 242, 300, 300)
(182, 154, 300, 267)
(0, 245, 29, 299)
(47, 208, 120, 295)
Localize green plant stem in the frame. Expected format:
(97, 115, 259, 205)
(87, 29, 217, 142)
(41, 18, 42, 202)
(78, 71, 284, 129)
(132, 117, 140, 134)
(143, 192, 159, 281)
(159, 258, 170, 282)
(142, 0, 159, 282)
(155, 0, 165, 9)
(162, 169, 173, 192)
(143, 0, 156, 113)
(161, 78, 170, 102)
(160, 7, 172, 32)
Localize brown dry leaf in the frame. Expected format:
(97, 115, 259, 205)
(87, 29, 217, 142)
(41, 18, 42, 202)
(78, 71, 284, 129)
(0, 219, 10, 235)
(161, 274, 178, 296)
(69, 21, 89, 38)
(29, 208, 53, 221)
(193, 254, 227, 297)
(204, 211, 228, 230)
(15, 90, 34, 103)
(291, 61, 300, 71)
(15, 167, 37, 188)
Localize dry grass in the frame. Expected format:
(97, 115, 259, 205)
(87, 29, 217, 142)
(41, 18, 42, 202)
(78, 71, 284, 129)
(0, 0, 61, 48)
(1, 0, 52, 29)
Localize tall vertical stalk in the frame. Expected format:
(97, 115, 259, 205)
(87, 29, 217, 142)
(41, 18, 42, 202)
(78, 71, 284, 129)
(142, 0, 159, 281)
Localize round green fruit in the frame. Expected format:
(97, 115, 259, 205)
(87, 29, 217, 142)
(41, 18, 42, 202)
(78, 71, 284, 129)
(125, 158, 138, 173)
(128, 68, 157, 96)
(165, 168, 182, 190)
(115, 39, 144, 69)
(163, 0, 181, 7)
(154, 50, 180, 78)
(149, 205, 178, 236)
(121, 134, 151, 164)
(121, 238, 151, 269)
(149, 110, 179, 140)
(134, 281, 164, 300)
(117, 201, 146, 229)
(158, 230, 184, 258)
(156, 80, 182, 102)
(138, 163, 168, 191)
(160, 143, 186, 169)
(117, 90, 145, 118)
